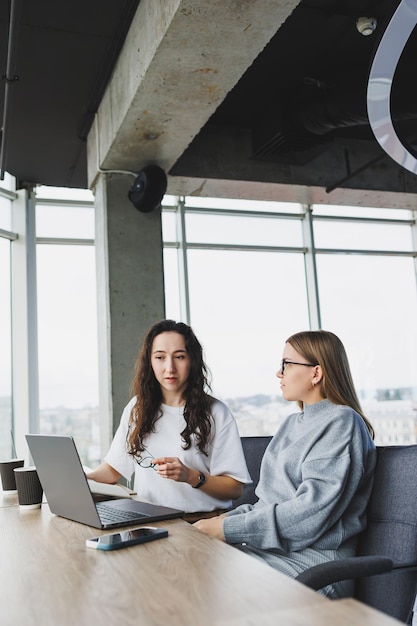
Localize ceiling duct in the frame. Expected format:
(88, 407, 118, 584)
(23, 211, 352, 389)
(251, 67, 417, 163)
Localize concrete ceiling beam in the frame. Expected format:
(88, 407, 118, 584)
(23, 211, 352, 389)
(87, 0, 300, 188)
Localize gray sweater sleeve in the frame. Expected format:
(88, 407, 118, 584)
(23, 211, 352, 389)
(223, 400, 376, 553)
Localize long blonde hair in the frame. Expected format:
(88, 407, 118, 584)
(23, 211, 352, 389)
(287, 330, 374, 439)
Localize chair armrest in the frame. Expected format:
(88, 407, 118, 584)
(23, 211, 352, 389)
(295, 555, 393, 591)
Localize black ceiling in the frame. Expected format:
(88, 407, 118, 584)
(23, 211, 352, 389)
(207, 0, 417, 166)
(0, 0, 139, 188)
(1, 0, 417, 191)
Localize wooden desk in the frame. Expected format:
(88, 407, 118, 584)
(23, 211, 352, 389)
(0, 489, 22, 507)
(215, 598, 404, 625)
(0, 501, 326, 626)
(0, 489, 403, 626)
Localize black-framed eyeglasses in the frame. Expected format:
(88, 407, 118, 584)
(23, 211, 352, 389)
(280, 359, 318, 374)
(134, 448, 158, 471)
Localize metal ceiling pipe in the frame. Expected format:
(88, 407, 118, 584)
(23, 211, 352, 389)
(0, 0, 22, 180)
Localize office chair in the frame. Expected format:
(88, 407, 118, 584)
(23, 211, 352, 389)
(233, 435, 272, 507)
(296, 445, 417, 624)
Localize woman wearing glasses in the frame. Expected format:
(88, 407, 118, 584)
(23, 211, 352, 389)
(194, 330, 376, 598)
(87, 319, 251, 521)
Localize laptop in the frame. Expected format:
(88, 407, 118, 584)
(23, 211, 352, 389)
(26, 434, 184, 529)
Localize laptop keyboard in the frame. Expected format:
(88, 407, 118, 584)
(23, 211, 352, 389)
(96, 502, 150, 524)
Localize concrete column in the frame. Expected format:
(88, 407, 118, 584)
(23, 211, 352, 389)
(94, 173, 165, 455)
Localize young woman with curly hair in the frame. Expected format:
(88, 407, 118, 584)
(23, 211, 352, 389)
(87, 320, 250, 521)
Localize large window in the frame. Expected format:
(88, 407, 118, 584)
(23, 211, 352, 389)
(163, 198, 311, 434)
(187, 248, 309, 434)
(0, 176, 15, 459)
(0, 237, 12, 459)
(163, 198, 417, 444)
(35, 187, 100, 465)
(313, 205, 417, 444)
(3, 181, 100, 465)
(4, 180, 417, 459)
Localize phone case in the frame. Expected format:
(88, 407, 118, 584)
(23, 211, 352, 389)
(85, 526, 168, 550)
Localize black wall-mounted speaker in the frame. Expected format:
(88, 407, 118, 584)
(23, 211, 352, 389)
(128, 164, 167, 212)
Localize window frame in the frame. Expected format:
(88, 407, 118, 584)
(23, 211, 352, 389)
(162, 196, 417, 443)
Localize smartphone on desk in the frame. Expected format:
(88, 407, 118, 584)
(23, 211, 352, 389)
(86, 526, 168, 551)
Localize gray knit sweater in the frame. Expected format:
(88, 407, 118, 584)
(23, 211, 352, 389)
(224, 399, 376, 555)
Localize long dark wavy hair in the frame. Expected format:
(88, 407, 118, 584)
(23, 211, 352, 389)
(287, 330, 374, 439)
(127, 320, 213, 457)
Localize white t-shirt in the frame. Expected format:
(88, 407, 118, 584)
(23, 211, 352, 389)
(105, 397, 251, 513)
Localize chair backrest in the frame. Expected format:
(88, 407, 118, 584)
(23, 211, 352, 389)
(355, 445, 417, 622)
(232, 436, 272, 508)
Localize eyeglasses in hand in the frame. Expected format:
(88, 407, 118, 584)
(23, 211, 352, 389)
(134, 448, 158, 471)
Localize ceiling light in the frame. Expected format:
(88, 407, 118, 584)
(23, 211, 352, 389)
(356, 17, 377, 36)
